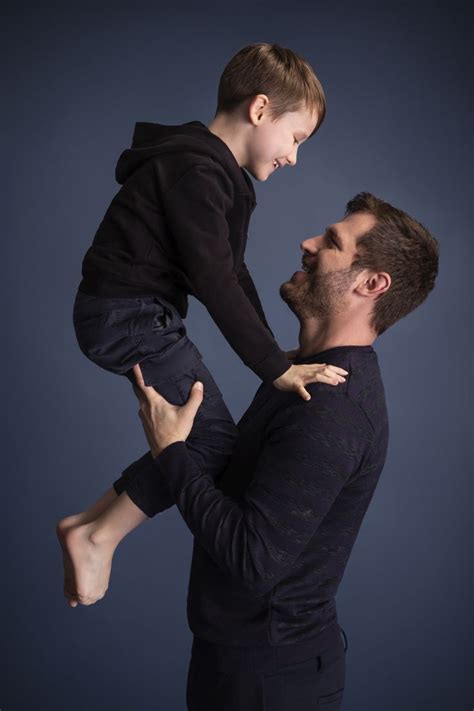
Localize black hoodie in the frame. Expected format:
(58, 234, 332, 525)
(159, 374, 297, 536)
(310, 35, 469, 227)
(77, 120, 290, 383)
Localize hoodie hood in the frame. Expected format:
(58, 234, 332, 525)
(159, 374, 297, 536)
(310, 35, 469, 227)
(115, 120, 255, 199)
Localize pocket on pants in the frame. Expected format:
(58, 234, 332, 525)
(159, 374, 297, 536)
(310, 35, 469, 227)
(317, 688, 344, 708)
(131, 297, 186, 357)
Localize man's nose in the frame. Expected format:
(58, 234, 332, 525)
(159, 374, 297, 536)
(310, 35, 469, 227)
(300, 235, 320, 253)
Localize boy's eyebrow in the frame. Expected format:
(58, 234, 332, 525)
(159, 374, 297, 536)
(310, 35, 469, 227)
(324, 225, 343, 248)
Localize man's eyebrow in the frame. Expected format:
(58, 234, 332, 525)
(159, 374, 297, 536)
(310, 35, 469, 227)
(324, 226, 343, 248)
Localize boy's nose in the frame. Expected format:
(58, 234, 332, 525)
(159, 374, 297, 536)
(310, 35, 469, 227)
(286, 145, 299, 166)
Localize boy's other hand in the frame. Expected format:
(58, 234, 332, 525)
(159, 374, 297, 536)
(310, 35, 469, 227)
(272, 363, 348, 402)
(131, 363, 204, 459)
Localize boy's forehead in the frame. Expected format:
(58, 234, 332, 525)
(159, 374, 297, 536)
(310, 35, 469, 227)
(293, 106, 319, 136)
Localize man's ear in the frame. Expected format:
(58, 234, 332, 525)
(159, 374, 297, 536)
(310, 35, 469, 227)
(248, 94, 270, 125)
(355, 271, 391, 300)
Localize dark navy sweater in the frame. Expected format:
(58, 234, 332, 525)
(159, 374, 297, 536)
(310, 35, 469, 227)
(119, 345, 389, 646)
(77, 120, 290, 383)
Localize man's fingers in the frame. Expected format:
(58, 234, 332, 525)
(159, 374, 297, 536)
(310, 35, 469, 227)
(132, 365, 168, 406)
(182, 381, 204, 418)
(132, 363, 147, 390)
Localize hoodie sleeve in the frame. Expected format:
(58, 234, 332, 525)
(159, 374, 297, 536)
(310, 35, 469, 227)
(145, 391, 371, 597)
(237, 261, 275, 337)
(160, 160, 289, 383)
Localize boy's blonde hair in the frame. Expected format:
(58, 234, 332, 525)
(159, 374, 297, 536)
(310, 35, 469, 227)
(215, 43, 326, 133)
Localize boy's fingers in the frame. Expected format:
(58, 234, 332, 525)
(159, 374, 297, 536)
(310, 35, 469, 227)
(296, 384, 311, 401)
(327, 365, 348, 375)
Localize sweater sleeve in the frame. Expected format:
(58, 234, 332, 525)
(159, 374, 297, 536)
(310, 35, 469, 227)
(150, 391, 371, 597)
(160, 161, 289, 382)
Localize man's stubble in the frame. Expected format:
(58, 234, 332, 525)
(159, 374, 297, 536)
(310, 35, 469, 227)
(280, 264, 363, 320)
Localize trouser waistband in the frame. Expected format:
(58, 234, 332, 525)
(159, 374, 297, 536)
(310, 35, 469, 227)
(191, 622, 343, 670)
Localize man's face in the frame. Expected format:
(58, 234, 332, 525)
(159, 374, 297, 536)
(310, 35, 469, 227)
(245, 103, 318, 181)
(280, 212, 377, 318)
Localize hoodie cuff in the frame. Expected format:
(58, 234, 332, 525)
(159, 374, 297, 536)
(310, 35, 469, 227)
(251, 349, 291, 383)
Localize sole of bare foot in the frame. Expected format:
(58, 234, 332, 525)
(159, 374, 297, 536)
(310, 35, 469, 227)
(61, 523, 115, 606)
(56, 514, 90, 607)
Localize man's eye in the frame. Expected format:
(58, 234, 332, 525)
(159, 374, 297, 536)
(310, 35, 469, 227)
(294, 138, 299, 144)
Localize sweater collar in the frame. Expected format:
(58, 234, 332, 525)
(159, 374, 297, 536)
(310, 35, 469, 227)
(294, 345, 375, 365)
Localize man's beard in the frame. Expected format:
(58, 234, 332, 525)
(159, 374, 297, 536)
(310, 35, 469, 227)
(280, 265, 362, 319)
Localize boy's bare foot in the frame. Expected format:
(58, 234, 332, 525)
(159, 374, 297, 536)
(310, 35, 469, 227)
(56, 513, 89, 608)
(57, 520, 117, 606)
(56, 488, 119, 607)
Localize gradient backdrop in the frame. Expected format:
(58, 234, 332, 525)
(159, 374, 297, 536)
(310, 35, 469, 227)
(3, 2, 472, 710)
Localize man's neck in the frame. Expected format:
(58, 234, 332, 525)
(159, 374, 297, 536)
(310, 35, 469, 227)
(297, 317, 376, 358)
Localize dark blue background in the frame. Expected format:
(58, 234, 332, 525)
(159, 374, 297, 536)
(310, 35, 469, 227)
(3, 2, 471, 709)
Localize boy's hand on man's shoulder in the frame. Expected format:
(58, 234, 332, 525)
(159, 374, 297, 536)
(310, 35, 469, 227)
(272, 363, 348, 402)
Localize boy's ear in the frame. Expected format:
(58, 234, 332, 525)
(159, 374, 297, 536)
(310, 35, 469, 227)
(248, 94, 270, 125)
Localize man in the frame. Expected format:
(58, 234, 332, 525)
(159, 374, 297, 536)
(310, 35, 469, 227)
(64, 192, 440, 710)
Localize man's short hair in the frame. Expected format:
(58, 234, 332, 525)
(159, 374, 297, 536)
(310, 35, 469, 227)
(215, 42, 326, 133)
(346, 192, 439, 336)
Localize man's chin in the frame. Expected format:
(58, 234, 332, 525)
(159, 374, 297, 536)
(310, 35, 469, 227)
(279, 281, 301, 316)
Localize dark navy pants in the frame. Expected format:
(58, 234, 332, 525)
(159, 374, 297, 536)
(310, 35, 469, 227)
(72, 290, 239, 517)
(186, 623, 347, 710)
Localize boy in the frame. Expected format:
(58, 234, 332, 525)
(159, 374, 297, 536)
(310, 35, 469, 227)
(57, 43, 347, 606)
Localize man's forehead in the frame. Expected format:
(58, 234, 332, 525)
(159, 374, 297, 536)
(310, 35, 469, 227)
(332, 212, 377, 242)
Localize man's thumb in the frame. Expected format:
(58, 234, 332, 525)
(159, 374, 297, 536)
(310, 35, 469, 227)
(185, 381, 204, 414)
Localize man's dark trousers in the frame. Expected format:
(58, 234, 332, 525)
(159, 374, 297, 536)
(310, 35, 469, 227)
(186, 623, 347, 710)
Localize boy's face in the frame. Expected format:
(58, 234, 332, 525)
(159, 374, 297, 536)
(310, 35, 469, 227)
(244, 98, 318, 181)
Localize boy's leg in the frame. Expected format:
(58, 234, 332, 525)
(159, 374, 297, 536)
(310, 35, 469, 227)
(63, 294, 237, 605)
(116, 344, 238, 518)
(60, 349, 237, 607)
(60, 352, 237, 607)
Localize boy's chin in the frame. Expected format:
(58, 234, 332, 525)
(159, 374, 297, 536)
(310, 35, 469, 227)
(249, 169, 271, 183)
(247, 166, 270, 182)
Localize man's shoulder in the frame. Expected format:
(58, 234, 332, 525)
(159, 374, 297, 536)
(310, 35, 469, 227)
(272, 356, 385, 442)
